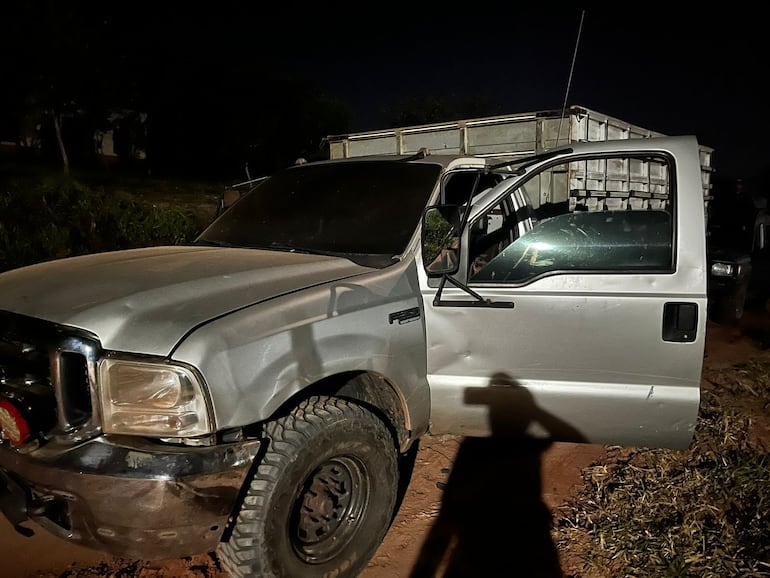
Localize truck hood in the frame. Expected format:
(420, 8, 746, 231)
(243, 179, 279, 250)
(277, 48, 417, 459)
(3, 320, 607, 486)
(0, 246, 371, 355)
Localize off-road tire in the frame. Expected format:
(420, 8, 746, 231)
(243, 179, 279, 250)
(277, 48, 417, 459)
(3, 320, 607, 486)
(218, 395, 398, 578)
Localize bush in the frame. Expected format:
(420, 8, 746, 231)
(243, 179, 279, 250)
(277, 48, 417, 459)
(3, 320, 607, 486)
(0, 176, 200, 272)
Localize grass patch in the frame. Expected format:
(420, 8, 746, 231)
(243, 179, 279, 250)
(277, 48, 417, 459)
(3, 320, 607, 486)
(0, 174, 208, 272)
(553, 361, 770, 577)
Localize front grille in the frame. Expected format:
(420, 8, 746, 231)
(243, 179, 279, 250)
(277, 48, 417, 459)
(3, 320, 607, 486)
(0, 311, 101, 444)
(57, 351, 91, 427)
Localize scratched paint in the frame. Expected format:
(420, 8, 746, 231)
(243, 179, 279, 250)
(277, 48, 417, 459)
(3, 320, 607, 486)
(126, 451, 153, 469)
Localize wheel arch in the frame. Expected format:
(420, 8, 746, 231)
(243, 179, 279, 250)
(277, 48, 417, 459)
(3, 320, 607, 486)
(269, 370, 415, 453)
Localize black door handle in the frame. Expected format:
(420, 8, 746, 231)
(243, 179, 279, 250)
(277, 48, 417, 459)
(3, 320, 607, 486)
(662, 302, 698, 343)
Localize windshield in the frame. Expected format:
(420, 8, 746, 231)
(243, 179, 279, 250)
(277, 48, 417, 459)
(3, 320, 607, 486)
(197, 160, 442, 267)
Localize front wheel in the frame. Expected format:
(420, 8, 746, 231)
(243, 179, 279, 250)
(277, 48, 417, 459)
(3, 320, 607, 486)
(218, 395, 398, 578)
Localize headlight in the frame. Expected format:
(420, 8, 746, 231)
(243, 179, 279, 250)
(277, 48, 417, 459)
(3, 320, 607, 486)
(98, 358, 213, 437)
(710, 262, 735, 277)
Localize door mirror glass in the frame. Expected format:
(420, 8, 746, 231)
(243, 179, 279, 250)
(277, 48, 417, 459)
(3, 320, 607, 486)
(422, 205, 462, 276)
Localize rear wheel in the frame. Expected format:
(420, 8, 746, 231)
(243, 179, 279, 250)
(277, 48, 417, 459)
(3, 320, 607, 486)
(713, 282, 748, 325)
(218, 395, 398, 578)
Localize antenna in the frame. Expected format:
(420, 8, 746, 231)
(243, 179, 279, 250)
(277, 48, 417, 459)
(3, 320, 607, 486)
(557, 10, 586, 146)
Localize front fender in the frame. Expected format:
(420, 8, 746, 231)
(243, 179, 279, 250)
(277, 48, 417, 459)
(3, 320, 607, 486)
(171, 259, 430, 433)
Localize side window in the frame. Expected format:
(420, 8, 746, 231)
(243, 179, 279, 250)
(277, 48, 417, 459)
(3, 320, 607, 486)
(468, 200, 517, 276)
(442, 171, 503, 206)
(469, 153, 674, 284)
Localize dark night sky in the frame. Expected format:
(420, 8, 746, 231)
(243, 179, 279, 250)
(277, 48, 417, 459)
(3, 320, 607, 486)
(3, 4, 768, 182)
(289, 6, 766, 181)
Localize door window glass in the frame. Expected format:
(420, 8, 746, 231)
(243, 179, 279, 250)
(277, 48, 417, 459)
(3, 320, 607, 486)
(468, 154, 674, 284)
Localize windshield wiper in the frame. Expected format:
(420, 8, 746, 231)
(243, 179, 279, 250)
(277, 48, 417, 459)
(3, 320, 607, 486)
(195, 240, 390, 268)
(262, 244, 396, 268)
(263, 242, 343, 257)
(193, 239, 237, 248)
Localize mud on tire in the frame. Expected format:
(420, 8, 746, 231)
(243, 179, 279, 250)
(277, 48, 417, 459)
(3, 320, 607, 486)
(218, 395, 399, 578)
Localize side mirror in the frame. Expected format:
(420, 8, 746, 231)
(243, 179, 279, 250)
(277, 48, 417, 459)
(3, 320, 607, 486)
(422, 205, 462, 276)
(216, 176, 269, 218)
(218, 188, 243, 215)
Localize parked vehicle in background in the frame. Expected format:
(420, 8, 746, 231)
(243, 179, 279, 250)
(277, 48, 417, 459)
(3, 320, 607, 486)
(1, 133, 708, 577)
(707, 176, 770, 322)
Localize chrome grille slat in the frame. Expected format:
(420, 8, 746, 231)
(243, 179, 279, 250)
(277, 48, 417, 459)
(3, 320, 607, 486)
(0, 311, 102, 443)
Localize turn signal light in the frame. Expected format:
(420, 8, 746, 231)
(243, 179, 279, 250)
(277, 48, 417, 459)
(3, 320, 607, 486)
(0, 399, 31, 446)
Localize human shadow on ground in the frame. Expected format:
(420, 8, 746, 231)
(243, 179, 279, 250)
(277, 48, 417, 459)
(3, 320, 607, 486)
(410, 372, 586, 578)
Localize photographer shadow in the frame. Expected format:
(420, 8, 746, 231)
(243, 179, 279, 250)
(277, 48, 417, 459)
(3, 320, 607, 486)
(410, 372, 586, 578)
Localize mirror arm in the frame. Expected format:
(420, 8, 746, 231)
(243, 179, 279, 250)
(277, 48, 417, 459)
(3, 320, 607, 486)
(433, 274, 514, 309)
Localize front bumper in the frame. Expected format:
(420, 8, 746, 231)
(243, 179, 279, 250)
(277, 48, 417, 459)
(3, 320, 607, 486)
(0, 434, 261, 559)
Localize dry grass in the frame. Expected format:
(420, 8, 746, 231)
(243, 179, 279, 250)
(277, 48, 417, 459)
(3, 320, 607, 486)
(553, 361, 770, 578)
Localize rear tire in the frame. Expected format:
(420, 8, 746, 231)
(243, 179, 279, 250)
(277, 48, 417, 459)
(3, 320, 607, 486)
(712, 282, 748, 325)
(218, 395, 398, 578)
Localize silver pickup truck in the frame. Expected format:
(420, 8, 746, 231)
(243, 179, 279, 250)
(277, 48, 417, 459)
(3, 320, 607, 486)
(0, 136, 707, 577)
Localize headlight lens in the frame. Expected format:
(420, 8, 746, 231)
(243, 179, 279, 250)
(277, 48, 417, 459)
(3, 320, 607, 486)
(98, 358, 213, 437)
(710, 262, 735, 277)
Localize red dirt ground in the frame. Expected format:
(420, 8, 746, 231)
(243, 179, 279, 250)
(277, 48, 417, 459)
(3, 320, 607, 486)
(3, 312, 769, 578)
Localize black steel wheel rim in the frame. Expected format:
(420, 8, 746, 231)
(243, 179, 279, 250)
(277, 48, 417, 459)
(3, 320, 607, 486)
(290, 456, 369, 563)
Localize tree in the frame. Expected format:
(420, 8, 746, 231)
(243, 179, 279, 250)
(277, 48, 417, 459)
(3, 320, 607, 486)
(2, 3, 352, 179)
(3, 2, 141, 175)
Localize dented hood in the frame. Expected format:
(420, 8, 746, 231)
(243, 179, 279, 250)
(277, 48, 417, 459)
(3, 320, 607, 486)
(0, 246, 370, 355)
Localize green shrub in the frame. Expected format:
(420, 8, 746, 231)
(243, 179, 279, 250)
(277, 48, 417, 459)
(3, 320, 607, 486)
(0, 176, 199, 272)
